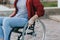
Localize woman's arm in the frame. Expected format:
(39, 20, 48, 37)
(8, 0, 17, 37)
(28, 0, 44, 27)
(9, 10, 16, 17)
(29, 0, 44, 21)
(28, 15, 38, 27)
(33, 0, 44, 17)
(9, 0, 18, 17)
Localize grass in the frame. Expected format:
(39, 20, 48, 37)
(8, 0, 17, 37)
(42, 1, 57, 7)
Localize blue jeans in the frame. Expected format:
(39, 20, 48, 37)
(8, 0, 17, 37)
(0, 17, 5, 38)
(0, 17, 28, 40)
(0, 26, 3, 38)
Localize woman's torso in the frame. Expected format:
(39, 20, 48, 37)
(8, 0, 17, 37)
(15, 0, 28, 19)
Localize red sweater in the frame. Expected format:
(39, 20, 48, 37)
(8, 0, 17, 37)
(11, 0, 44, 19)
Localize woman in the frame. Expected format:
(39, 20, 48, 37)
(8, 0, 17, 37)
(1, 0, 44, 40)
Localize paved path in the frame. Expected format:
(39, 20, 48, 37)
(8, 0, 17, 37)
(41, 19, 60, 40)
(49, 15, 60, 22)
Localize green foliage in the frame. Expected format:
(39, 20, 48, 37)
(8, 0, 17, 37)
(42, 1, 57, 7)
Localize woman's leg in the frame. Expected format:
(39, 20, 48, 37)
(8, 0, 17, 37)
(0, 17, 5, 38)
(2, 17, 28, 40)
(0, 26, 3, 38)
(0, 17, 4, 26)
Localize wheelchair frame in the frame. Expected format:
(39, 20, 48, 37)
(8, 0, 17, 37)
(9, 19, 46, 40)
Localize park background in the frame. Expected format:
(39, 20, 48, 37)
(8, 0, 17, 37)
(0, 0, 60, 40)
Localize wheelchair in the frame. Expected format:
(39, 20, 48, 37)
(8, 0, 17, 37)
(9, 19, 46, 40)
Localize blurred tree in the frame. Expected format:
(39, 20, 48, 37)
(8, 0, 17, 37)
(0, 0, 3, 4)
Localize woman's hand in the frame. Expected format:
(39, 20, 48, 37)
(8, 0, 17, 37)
(28, 18, 34, 27)
(9, 11, 16, 17)
(28, 15, 38, 27)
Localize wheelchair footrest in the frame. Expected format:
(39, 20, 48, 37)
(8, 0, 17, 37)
(27, 32, 34, 35)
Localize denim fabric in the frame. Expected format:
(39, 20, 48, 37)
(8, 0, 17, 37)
(0, 17, 6, 38)
(2, 17, 28, 40)
(0, 17, 28, 40)
(0, 26, 3, 38)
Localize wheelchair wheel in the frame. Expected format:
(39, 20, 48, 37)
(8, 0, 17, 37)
(21, 19, 46, 40)
(9, 19, 46, 40)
